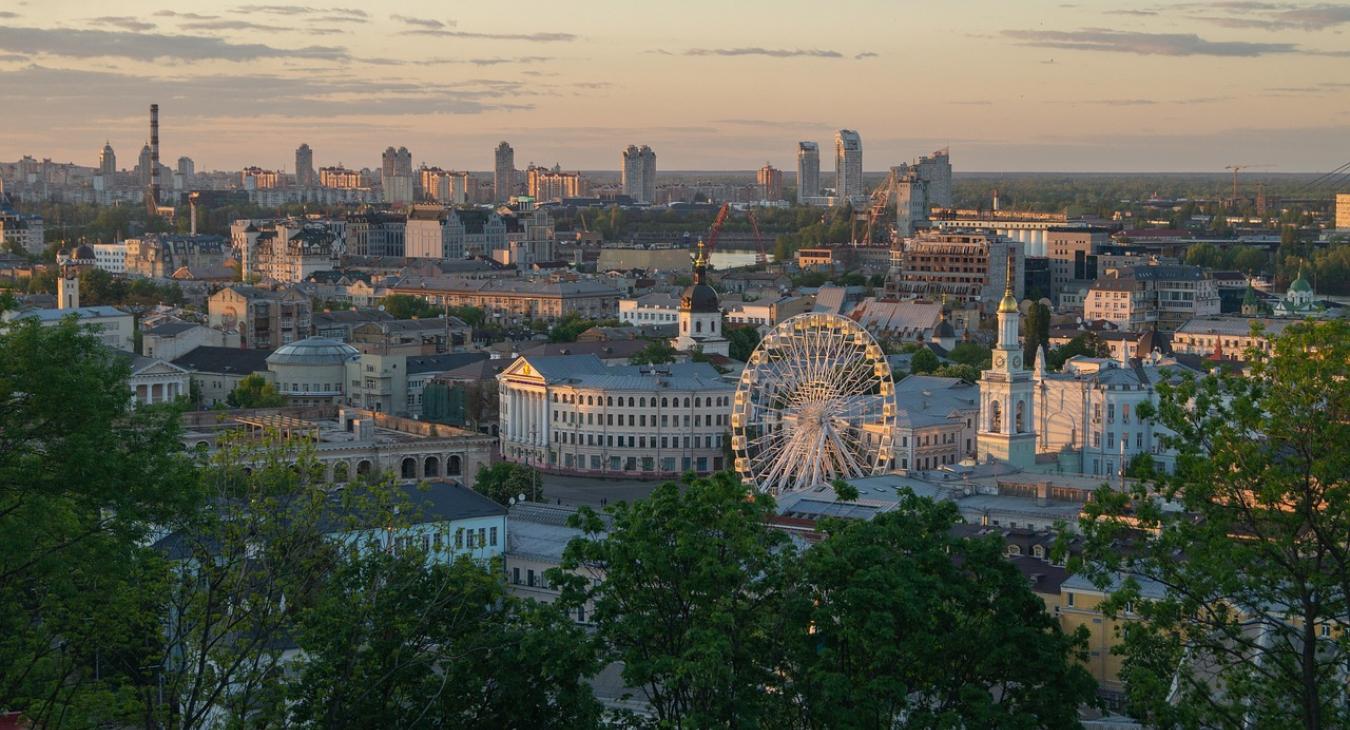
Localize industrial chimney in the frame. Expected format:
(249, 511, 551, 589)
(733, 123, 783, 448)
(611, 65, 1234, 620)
(148, 104, 161, 215)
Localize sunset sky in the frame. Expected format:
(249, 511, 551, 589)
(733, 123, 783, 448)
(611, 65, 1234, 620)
(2, 1, 1348, 173)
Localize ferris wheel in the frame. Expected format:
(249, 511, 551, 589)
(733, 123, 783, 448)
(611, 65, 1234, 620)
(731, 313, 897, 496)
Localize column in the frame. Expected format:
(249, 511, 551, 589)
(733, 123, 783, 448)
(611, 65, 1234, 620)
(510, 388, 520, 443)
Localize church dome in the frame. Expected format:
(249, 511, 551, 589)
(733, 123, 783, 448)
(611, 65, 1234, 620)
(73, 244, 96, 260)
(681, 282, 720, 313)
(934, 318, 956, 338)
(1289, 272, 1312, 293)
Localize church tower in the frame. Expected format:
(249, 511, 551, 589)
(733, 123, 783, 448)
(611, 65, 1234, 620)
(671, 242, 729, 356)
(978, 258, 1035, 468)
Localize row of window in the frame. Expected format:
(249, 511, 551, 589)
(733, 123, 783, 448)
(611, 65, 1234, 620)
(550, 392, 730, 409)
(554, 410, 726, 428)
(391, 524, 498, 554)
(553, 432, 723, 450)
(549, 452, 719, 473)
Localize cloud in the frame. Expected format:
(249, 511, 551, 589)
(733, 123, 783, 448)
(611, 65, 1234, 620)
(1109, 9, 1159, 16)
(685, 47, 845, 58)
(88, 16, 157, 32)
(153, 11, 219, 20)
(0, 53, 28, 62)
(0, 65, 533, 120)
(390, 15, 454, 30)
(400, 29, 577, 42)
(0, 11, 20, 18)
(232, 5, 367, 17)
(1001, 28, 1298, 56)
(714, 118, 832, 128)
(0, 26, 349, 61)
(356, 55, 555, 66)
(182, 20, 276, 32)
(854, 51, 878, 59)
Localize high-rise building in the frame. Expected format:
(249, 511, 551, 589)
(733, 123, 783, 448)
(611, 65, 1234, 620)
(320, 166, 362, 188)
(381, 146, 414, 204)
(834, 130, 863, 204)
(295, 143, 315, 187)
(756, 163, 783, 201)
(912, 149, 953, 208)
(528, 164, 589, 201)
(137, 143, 153, 187)
(98, 142, 116, 178)
(621, 145, 656, 204)
(1337, 192, 1350, 230)
(175, 156, 194, 193)
(797, 141, 820, 202)
(494, 141, 515, 202)
(887, 229, 1023, 311)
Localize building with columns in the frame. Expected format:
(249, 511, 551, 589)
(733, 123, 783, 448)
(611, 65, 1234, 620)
(497, 354, 734, 478)
(126, 354, 191, 408)
(977, 263, 1036, 469)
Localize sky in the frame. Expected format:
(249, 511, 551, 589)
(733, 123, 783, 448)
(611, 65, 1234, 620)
(1, 0, 1348, 173)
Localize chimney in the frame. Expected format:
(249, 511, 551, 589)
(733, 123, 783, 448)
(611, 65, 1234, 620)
(992, 188, 1000, 211)
(148, 104, 161, 215)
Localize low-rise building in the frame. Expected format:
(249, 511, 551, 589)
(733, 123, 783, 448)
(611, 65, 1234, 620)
(504, 502, 600, 624)
(350, 318, 472, 356)
(384, 276, 621, 324)
(1083, 265, 1220, 332)
(142, 319, 239, 361)
(266, 337, 359, 405)
(1171, 316, 1291, 358)
(498, 354, 734, 478)
(888, 229, 1024, 312)
(892, 375, 981, 471)
(126, 353, 191, 407)
(3, 305, 136, 351)
(124, 234, 229, 279)
(618, 292, 680, 326)
(172, 346, 274, 407)
(91, 242, 128, 273)
(179, 405, 496, 488)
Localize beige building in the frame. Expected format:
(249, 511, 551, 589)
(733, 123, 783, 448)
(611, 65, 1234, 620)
(527, 165, 589, 201)
(498, 354, 734, 478)
(1045, 227, 1110, 299)
(1083, 265, 1220, 332)
(796, 247, 835, 270)
(888, 229, 1024, 311)
(1337, 192, 1350, 230)
(892, 375, 981, 472)
(384, 276, 620, 324)
(1171, 316, 1291, 358)
(596, 247, 689, 272)
(208, 285, 313, 349)
(179, 405, 495, 488)
(266, 337, 358, 405)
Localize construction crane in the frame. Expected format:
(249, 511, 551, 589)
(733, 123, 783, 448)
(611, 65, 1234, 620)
(1224, 164, 1274, 205)
(745, 209, 767, 266)
(704, 202, 732, 252)
(852, 170, 898, 245)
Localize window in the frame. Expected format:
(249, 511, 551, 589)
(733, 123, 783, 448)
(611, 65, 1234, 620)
(528, 569, 536, 587)
(1033, 545, 1045, 559)
(513, 567, 520, 584)
(455, 528, 463, 549)
(490, 527, 498, 547)
(1066, 592, 1075, 607)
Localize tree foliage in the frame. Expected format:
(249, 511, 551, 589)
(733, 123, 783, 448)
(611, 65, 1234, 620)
(629, 340, 676, 365)
(225, 372, 286, 409)
(556, 473, 1098, 728)
(473, 461, 542, 505)
(726, 325, 762, 362)
(1079, 319, 1350, 729)
(1047, 332, 1110, 371)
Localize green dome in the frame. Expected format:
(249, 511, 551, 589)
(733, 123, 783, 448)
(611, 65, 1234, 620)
(1289, 275, 1312, 293)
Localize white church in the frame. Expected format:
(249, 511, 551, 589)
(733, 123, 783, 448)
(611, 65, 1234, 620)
(976, 262, 1198, 478)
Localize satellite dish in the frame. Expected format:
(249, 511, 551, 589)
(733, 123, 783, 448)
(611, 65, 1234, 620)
(517, 492, 528, 503)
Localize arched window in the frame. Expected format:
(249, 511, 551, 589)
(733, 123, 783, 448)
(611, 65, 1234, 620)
(1015, 400, 1026, 433)
(1033, 545, 1046, 559)
(990, 400, 1002, 433)
(356, 460, 372, 477)
(607, 396, 613, 407)
(695, 397, 701, 408)
(424, 456, 440, 478)
(447, 455, 462, 476)
(684, 397, 690, 407)
(639, 397, 646, 408)
(333, 462, 349, 483)
(401, 457, 417, 479)
(628, 397, 635, 407)
(1006, 544, 1021, 556)
(696, 320, 703, 333)
(661, 397, 668, 407)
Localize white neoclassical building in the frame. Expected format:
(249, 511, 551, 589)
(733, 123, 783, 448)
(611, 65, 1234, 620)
(497, 354, 735, 478)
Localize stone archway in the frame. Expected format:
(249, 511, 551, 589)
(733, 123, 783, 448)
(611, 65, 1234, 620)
(447, 454, 462, 476)
(401, 457, 417, 480)
(424, 455, 440, 478)
(333, 461, 350, 483)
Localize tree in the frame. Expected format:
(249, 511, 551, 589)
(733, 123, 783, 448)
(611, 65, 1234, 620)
(910, 347, 940, 375)
(630, 340, 676, 365)
(1047, 332, 1109, 371)
(547, 312, 596, 343)
(0, 318, 198, 725)
(287, 550, 602, 728)
(1079, 320, 1350, 729)
(226, 372, 286, 408)
(554, 473, 801, 727)
(1023, 301, 1051, 364)
(787, 492, 1098, 727)
(948, 341, 993, 370)
(727, 326, 762, 362)
(381, 294, 437, 319)
(473, 461, 541, 505)
(932, 363, 981, 382)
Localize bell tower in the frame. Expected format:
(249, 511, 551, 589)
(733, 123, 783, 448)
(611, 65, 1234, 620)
(978, 256, 1035, 468)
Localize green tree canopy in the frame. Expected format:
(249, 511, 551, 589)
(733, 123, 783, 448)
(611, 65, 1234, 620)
(226, 372, 286, 408)
(473, 461, 542, 505)
(629, 340, 676, 365)
(380, 293, 438, 319)
(1079, 319, 1350, 729)
(910, 347, 941, 375)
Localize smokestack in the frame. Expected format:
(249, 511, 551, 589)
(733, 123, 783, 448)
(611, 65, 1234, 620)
(992, 187, 1000, 211)
(189, 192, 198, 236)
(148, 104, 160, 214)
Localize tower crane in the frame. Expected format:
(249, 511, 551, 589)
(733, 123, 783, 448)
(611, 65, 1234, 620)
(1224, 164, 1274, 204)
(746, 209, 767, 265)
(704, 202, 732, 253)
(852, 169, 898, 245)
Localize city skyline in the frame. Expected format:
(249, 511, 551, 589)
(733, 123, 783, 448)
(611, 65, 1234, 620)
(2, 1, 1349, 172)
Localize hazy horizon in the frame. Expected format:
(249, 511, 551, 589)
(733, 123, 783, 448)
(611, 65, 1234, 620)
(3, 1, 1348, 174)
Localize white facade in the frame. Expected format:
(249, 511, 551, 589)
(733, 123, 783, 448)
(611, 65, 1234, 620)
(618, 293, 679, 325)
(92, 242, 127, 273)
(977, 281, 1036, 469)
(498, 355, 734, 478)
